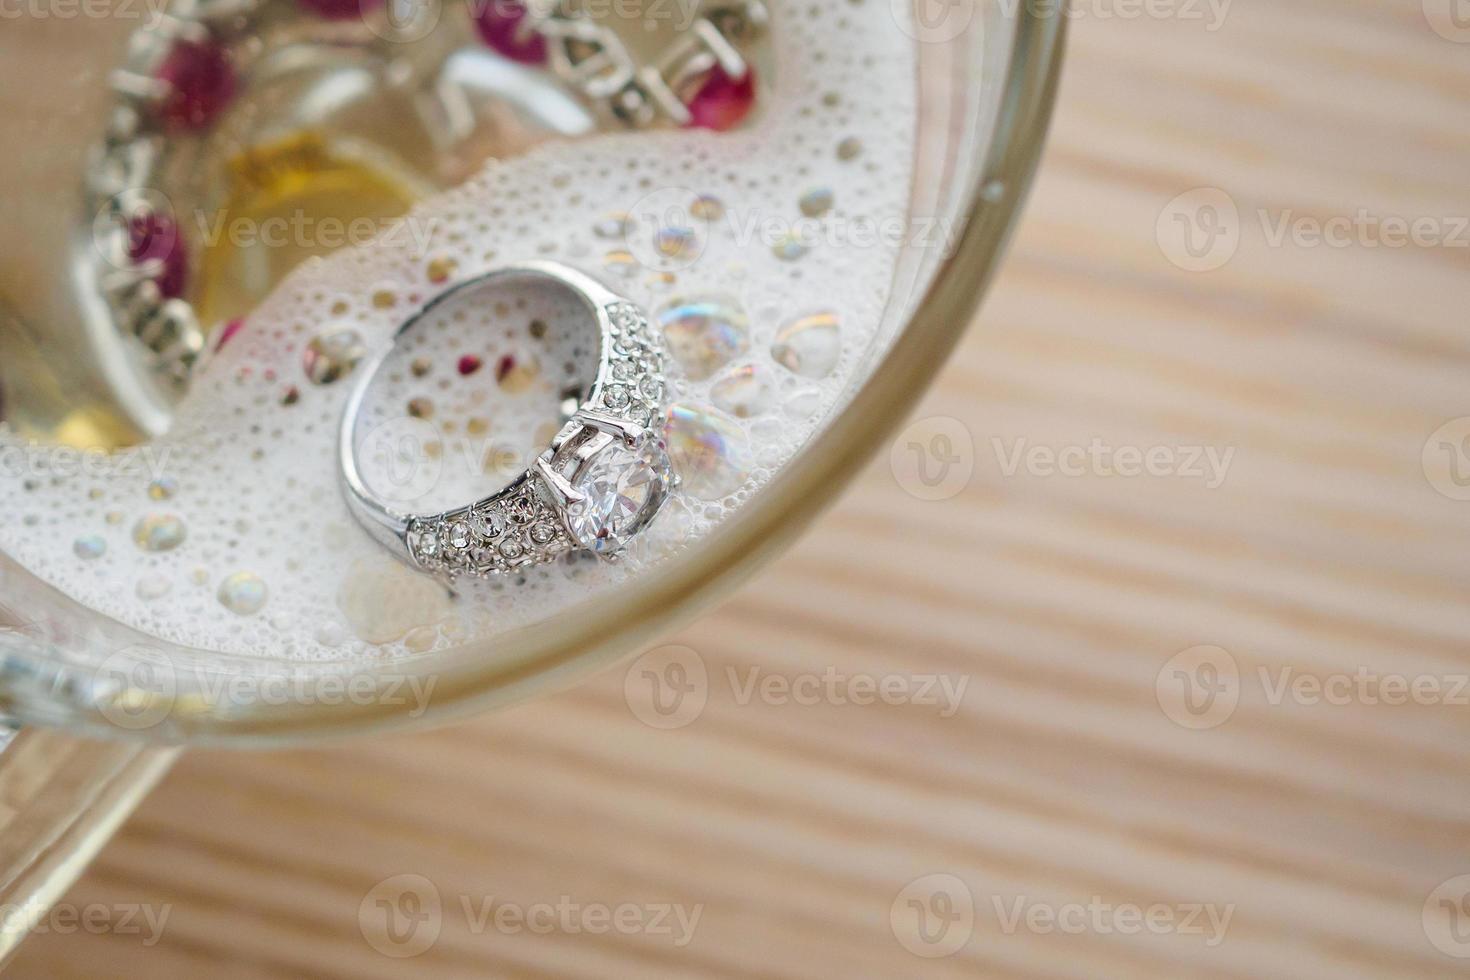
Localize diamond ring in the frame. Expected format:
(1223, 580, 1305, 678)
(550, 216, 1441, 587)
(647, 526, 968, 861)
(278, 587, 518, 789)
(339, 260, 673, 579)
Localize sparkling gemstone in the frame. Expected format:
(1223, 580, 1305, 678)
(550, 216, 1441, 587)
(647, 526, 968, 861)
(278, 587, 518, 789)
(218, 571, 267, 616)
(471, 511, 505, 539)
(663, 402, 750, 500)
(458, 354, 483, 376)
(474, 0, 548, 64)
(711, 365, 775, 418)
(447, 520, 472, 550)
(506, 496, 536, 525)
(613, 334, 647, 357)
(603, 385, 632, 410)
(685, 65, 756, 131)
(638, 376, 663, 404)
(566, 440, 672, 556)
(157, 40, 236, 133)
(799, 187, 835, 218)
(127, 212, 187, 299)
(656, 295, 749, 381)
(498, 538, 524, 559)
(529, 523, 556, 545)
(417, 528, 441, 558)
(304, 328, 366, 384)
(132, 514, 187, 552)
(73, 535, 106, 560)
(771, 311, 842, 379)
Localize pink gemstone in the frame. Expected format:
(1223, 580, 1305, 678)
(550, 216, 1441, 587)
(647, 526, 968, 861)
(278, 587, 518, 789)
(156, 40, 236, 133)
(473, 1, 547, 64)
(127, 213, 187, 299)
(297, 0, 383, 19)
(685, 65, 756, 132)
(458, 354, 483, 376)
(495, 354, 516, 382)
(216, 318, 245, 352)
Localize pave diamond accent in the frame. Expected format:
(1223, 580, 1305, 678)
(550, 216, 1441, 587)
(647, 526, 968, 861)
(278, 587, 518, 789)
(600, 302, 666, 429)
(407, 480, 573, 578)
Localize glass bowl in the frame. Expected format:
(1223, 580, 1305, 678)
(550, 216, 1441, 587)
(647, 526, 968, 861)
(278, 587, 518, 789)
(0, 1, 1066, 744)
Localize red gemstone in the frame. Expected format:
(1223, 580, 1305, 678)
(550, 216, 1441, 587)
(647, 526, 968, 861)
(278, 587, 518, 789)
(297, 0, 383, 18)
(156, 40, 236, 133)
(216, 318, 245, 352)
(473, 0, 547, 64)
(458, 354, 484, 376)
(127, 212, 187, 299)
(685, 65, 756, 131)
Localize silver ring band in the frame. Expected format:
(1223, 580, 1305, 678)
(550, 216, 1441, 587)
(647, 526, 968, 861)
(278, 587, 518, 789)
(339, 260, 672, 579)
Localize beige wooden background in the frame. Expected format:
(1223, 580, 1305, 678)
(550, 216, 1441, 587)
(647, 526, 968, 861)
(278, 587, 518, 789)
(14, 0, 1470, 976)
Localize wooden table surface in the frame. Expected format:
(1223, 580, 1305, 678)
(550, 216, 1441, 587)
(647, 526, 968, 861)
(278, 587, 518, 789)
(14, 1, 1470, 976)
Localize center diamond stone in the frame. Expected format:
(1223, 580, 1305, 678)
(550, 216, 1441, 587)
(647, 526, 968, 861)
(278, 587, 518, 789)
(566, 439, 672, 557)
